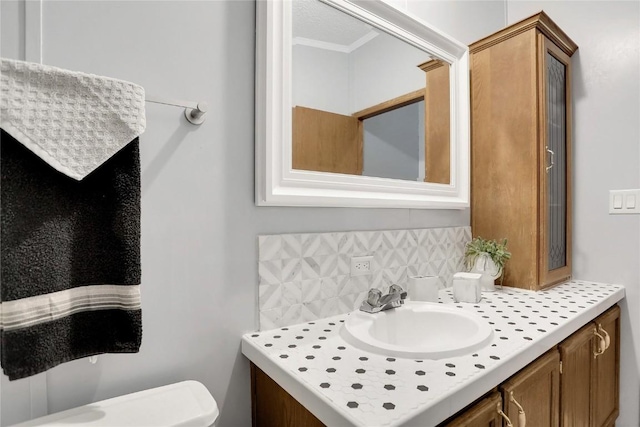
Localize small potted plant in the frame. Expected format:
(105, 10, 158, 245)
(464, 237, 511, 291)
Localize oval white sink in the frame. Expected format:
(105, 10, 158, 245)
(340, 302, 494, 359)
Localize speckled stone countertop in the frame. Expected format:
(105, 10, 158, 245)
(242, 280, 625, 426)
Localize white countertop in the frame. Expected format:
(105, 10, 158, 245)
(242, 280, 625, 426)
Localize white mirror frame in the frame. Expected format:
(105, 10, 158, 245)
(255, 0, 470, 209)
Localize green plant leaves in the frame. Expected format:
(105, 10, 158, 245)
(464, 237, 511, 270)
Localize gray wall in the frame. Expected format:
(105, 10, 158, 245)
(349, 27, 428, 112)
(362, 101, 423, 181)
(4, 1, 636, 427)
(293, 44, 351, 115)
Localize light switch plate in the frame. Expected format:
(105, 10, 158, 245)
(609, 189, 640, 214)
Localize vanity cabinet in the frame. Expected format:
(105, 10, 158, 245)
(559, 305, 620, 427)
(500, 349, 560, 427)
(251, 363, 324, 427)
(444, 350, 560, 427)
(249, 305, 620, 427)
(469, 12, 578, 290)
(444, 304, 620, 427)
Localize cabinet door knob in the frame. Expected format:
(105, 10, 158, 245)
(593, 328, 607, 358)
(598, 323, 611, 350)
(510, 391, 527, 427)
(497, 402, 514, 427)
(545, 146, 555, 173)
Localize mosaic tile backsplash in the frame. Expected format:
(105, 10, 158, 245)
(258, 226, 471, 330)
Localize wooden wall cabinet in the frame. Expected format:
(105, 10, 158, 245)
(420, 59, 451, 184)
(559, 305, 620, 427)
(292, 106, 363, 175)
(469, 12, 578, 290)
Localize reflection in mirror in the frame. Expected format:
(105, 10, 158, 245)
(255, 0, 470, 208)
(291, 0, 451, 184)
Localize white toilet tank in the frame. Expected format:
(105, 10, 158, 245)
(12, 381, 219, 427)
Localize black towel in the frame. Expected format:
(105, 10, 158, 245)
(1, 129, 142, 380)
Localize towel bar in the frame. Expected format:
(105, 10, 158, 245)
(145, 95, 209, 125)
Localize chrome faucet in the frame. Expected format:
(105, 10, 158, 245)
(359, 284, 407, 313)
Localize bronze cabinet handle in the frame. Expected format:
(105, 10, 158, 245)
(593, 328, 606, 358)
(546, 146, 555, 173)
(510, 392, 527, 427)
(497, 402, 514, 427)
(598, 323, 611, 351)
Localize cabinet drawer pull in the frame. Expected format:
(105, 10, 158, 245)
(593, 329, 606, 358)
(510, 391, 527, 427)
(546, 146, 555, 173)
(598, 324, 611, 350)
(497, 402, 514, 427)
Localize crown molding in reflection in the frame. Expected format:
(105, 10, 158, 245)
(293, 30, 379, 53)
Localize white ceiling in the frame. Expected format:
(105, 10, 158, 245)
(292, 0, 377, 51)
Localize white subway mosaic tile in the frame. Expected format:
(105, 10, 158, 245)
(257, 226, 471, 329)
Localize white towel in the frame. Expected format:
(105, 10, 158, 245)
(0, 58, 146, 180)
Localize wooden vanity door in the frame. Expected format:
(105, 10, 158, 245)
(538, 34, 573, 289)
(251, 363, 325, 427)
(500, 349, 560, 427)
(559, 322, 594, 427)
(559, 305, 620, 427)
(592, 306, 620, 427)
(444, 391, 503, 427)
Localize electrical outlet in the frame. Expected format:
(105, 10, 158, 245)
(350, 256, 373, 276)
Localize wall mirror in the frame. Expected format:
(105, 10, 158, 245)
(256, 0, 470, 208)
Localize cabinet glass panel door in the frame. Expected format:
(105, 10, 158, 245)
(546, 52, 567, 271)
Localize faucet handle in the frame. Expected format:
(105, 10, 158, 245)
(389, 284, 407, 300)
(389, 284, 404, 294)
(366, 288, 382, 306)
